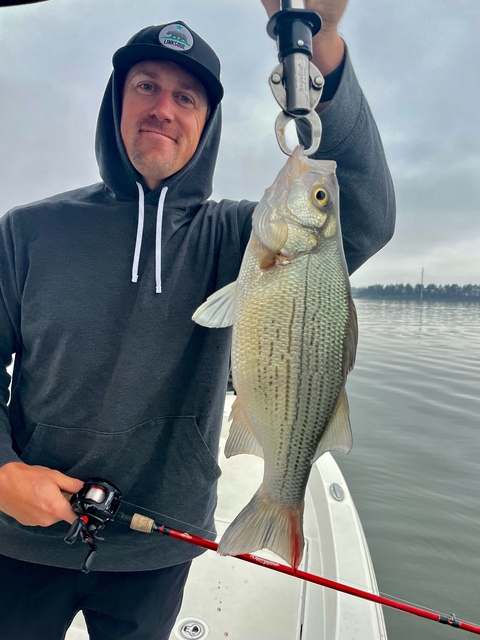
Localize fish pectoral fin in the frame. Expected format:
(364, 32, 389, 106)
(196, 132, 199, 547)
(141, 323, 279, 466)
(217, 487, 305, 569)
(225, 398, 263, 458)
(312, 387, 353, 462)
(192, 281, 237, 328)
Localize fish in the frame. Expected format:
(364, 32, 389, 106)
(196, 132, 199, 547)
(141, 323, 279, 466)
(192, 145, 357, 568)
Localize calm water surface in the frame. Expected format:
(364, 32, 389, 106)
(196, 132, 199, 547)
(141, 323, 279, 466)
(337, 299, 480, 639)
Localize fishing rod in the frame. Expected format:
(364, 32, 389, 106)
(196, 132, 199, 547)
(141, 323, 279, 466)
(64, 479, 480, 636)
(0, 1, 49, 6)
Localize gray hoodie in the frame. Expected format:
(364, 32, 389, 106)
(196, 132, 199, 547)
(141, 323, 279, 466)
(0, 47, 395, 571)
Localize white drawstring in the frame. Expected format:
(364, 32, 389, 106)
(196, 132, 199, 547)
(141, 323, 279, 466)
(132, 182, 168, 293)
(132, 182, 145, 283)
(155, 186, 168, 293)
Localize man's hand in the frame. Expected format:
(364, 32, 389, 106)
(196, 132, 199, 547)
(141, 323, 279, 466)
(0, 462, 84, 527)
(260, 0, 348, 75)
(261, 0, 348, 35)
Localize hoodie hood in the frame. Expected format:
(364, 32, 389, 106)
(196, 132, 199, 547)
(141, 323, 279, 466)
(94, 21, 223, 207)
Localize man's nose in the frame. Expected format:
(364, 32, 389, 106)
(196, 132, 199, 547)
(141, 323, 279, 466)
(150, 91, 175, 121)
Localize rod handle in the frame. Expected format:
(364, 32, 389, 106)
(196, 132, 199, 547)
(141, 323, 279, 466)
(129, 513, 156, 533)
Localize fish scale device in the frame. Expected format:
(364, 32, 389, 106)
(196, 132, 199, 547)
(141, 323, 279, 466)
(267, 0, 324, 155)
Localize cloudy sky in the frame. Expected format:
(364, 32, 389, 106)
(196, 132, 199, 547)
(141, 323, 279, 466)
(0, 0, 478, 287)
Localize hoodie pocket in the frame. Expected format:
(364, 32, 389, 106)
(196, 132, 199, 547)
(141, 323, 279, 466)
(14, 416, 221, 535)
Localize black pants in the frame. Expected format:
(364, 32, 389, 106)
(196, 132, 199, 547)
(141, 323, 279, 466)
(0, 553, 191, 640)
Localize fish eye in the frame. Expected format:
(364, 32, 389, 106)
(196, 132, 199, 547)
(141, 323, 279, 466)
(312, 187, 329, 208)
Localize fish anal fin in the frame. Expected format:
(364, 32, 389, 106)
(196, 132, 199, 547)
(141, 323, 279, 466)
(192, 281, 237, 328)
(217, 487, 305, 569)
(225, 398, 263, 458)
(312, 387, 353, 462)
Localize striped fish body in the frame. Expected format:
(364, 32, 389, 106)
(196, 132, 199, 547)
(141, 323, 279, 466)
(193, 146, 357, 568)
(232, 226, 352, 499)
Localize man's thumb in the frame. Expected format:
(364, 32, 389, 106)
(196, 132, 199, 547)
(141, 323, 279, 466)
(56, 472, 84, 496)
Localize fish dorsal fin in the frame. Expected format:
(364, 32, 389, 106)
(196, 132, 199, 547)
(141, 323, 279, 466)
(312, 387, 353, 462)
(224, 398, 264, 459)
(192, 281, 237, 328)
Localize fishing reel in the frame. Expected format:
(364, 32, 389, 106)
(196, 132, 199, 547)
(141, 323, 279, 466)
(64, 478, 122, 573)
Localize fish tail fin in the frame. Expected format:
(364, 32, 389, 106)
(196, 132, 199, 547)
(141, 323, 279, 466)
(217, 487, 304, 569)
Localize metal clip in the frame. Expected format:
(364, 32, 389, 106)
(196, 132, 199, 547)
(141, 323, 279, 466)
(269, 60, 324, 156)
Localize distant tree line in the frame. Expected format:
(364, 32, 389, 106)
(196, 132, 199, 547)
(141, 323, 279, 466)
(353, 283, 480, 301)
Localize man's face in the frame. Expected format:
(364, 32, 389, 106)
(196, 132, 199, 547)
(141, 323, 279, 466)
(121, 59, 209, 190)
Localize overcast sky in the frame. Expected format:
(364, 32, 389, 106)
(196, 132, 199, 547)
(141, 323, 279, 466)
(0, 0, 478, 287)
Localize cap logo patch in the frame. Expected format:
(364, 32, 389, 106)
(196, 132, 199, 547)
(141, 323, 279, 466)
(159, 24, 194, 52)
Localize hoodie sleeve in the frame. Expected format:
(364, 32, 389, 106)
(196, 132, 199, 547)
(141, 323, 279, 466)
(0, 212, 23, 467)
(297, 44, 396, 274)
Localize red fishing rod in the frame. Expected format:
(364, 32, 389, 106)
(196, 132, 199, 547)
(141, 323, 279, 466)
(64, 479, 480, 635)
(122, 513, 480, 636)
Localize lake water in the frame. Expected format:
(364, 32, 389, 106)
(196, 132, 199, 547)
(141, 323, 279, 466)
(337, 298, 480, 639)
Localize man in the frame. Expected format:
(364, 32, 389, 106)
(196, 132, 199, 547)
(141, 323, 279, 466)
(0, 1, 395, 638)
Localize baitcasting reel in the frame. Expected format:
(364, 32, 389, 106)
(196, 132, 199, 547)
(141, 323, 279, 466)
(64, 478, 122, 573)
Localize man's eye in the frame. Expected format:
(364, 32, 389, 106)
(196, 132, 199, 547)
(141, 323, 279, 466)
(137, 82, 155, 93)
(179, 94, 194, 105)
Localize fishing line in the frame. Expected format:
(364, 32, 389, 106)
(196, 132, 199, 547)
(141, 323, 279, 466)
(119, 498, 218, 539)
(378, 590, 445, 615)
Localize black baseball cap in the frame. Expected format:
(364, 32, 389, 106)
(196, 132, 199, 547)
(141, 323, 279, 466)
(112, 21, 224, 107)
